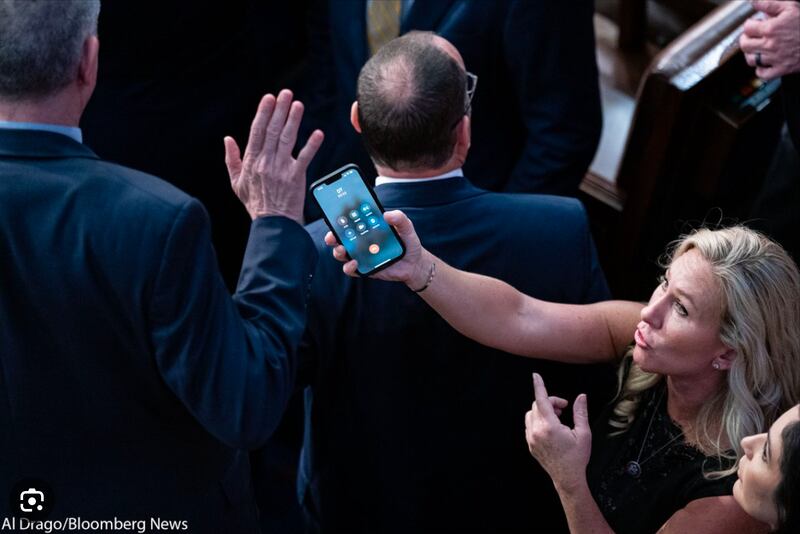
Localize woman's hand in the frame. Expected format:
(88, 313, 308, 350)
(324, 209, 432, 289)
(525, 373, 592, 493)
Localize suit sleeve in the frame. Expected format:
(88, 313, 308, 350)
(148, 199, 318, 450)
(502, 0, 602, 195)
(295, 223, 352, 389)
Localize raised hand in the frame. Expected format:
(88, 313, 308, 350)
(224, 89, 324, 222)
(525, 373, 592, 492)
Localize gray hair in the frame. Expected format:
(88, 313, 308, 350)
(0, 0, 100, 100)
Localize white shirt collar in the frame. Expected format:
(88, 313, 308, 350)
(375, 168, 464, 187)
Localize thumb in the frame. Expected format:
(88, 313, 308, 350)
(572, 394, 590, 436)
(752, 0, 784, 17)
(224, 136, 242, 182)
(384, 210, 417, 242)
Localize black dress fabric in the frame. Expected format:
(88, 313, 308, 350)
(587, 380, 736, 534)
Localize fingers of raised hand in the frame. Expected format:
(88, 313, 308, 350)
(243, 94, 276, 173)
(279, 101, 304, 155)
(224, 136, 242, 183)
(263, 89, 294, 160)
(296, 129, 325, 172)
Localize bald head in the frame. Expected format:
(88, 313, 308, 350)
(432, 34, 465, 69)
(355, 31, 468, 172)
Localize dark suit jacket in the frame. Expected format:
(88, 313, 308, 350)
(301, 0, 602, 219)
(298, 176, 612, 533)
(784, 73, 800, 152)
(0, 129, 317, 530)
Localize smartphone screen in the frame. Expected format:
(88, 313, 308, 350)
(311, 164, 405, 275)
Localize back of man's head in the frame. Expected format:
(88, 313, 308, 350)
(357, 31, 467, 172)
(0, 0, 100, 101)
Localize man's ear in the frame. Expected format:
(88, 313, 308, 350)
(715, 347, 737, 371)
(78, 35, 99, 91)
(350, 101, 362, 133)
(452, 115, 471, 164)
(457, 115, 471, 150)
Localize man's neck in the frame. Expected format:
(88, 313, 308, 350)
(0, 92, 81, 127)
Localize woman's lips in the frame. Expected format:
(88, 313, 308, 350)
(635, 328, 651, 349)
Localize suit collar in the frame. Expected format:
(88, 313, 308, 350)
(375, 175, 486, 208)
(0, 128, 99, 160)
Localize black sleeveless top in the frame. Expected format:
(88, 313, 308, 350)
(586, 381, 736, 534)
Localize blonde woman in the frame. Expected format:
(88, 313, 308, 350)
(325, 215, 800, 534)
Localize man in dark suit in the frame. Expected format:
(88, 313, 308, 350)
(0, 1, 322, 530)
(300, 0, 602, 220)
(297, 32, 611, 533)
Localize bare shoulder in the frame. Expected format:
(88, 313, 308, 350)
(658, 496, 770, 534)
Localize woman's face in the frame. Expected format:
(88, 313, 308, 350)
(632, 249, 730, 377)
(734, 406, 800, 528)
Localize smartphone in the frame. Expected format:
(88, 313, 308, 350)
(310, 164, 406, 276)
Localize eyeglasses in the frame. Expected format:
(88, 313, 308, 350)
(452, 71, 478, 130)
(464, 71, 478, 114)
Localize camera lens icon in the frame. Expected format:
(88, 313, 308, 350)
(20, 488, 44, 512)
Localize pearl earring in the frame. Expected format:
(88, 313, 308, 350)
(712, 361, 721, 370)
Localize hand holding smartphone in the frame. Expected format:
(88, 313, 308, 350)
(310, 164, 406, 275)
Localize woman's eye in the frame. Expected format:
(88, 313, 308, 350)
(673, 301, 688, 317)
(658, 275, 668, 289)
(762, 441, 768, 462)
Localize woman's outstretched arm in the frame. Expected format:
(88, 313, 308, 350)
(326, 210, 643, 364)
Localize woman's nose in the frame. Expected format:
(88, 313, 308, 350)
(741, 434, 759, 459)
(641, 294, 664, 329)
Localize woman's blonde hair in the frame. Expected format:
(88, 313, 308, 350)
(609, 226, 800, 477)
